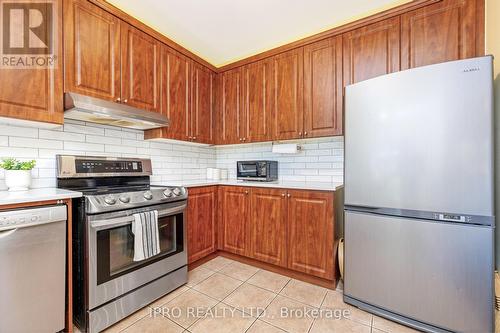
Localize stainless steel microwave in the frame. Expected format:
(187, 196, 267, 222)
(237, 161, 278, 182)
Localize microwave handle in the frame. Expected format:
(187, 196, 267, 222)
(90, 203, 186, 230)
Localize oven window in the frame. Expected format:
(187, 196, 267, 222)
(238, 163, 257, 175)
(97, 213, 183, 285)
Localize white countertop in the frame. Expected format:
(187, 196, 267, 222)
(0, 188, 82, 206)
(168, 179, 343, 191)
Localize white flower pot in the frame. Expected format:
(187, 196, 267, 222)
(4, 170, 32, 191)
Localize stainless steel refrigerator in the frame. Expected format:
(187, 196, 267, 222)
(344, 56, 494, 333)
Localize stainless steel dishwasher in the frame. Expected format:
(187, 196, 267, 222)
(0, 205, 67, 333)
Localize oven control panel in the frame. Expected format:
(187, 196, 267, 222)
(76, 160, 143, 173)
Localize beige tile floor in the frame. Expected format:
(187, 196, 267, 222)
(95, 256, 439, 333)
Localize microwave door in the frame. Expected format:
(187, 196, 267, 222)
(239, 163, 257, 177)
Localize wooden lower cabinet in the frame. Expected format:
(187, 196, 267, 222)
(287, 190, 334, 280)
(187, 186, 217, 264)
(218, 186, 336, 280)
(249, 188, 288, 267)
(219, 186, 250, 256)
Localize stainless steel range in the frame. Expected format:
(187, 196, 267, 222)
(57, 155, 188, 333)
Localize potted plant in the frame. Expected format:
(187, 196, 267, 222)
(0, 158, 36, 191)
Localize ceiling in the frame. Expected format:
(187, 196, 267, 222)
(106, 0, 410, 67)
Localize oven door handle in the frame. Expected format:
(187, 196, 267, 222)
(90, 203, 186, 230)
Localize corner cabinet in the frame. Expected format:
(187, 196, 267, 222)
(0, 0, 63, 125)
(190, 63, 215, 144)
(187, 186, 217, 264)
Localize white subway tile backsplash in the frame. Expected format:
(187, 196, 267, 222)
(0, 120, 344, 188)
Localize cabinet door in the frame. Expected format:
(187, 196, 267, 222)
(64, 0, 120, 102)
(273, 48, 304, 140)
(401, 0, 483, 70)
(219, 68, 244, 144)
(343, 17, 400, 86)
(187, 187, 217, 264)
(249, 188, 288, 267)
(243, 59, 274, 142)
(287, 190, 334, 280)
(220, 186, 249, 256)
(121, 22, 160, 112)
(303, 37, 343, 138)
(0, 0, 63, 125)
(161, 46, 190, 141)
(191, 63, 215, 144)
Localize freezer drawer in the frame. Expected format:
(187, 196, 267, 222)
(344, 210, 494, 333)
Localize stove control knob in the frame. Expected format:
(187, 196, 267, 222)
(104, 195, 116, 205)
(173, 188, 182, 196)
(143, 191, 153, 200)
(163, 189, 173, 197)
(119, 195, 130, 203)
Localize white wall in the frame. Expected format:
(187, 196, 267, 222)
(0, 120, 217, 189)
(0, 120, 344, 188)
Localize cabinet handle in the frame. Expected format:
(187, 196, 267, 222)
(115, 97, 121, 102)
(193, 136, 197, 140)
(188, 136, 193, 140)
(239, 138, 243, 142)
(245, 190, 249, 195)
(298, 132, 302, 136)
(287, 193, 291, 198)
(243, 138, 247, 142)
(123, 99, 128, 103)
(281, 193, 286, 197)
(304, 131, 308, 136)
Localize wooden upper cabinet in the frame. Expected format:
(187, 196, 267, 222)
(401, 0, 483, 70)
(160, 46, 190, 141)
(242, 59, 274, 142)
(121, 22, 160, 112)
(191, 63, 215, 144)
(220, 186, 249, 256)
(64, 0, 120, 102)
(287, 190, 334, 280)
(187, 186, 217, 264)
(273, 48, 304, 140)
(249, 188, 288, 267)
(303, 37, 343, 138)
(343, 17, 401, 86)
(219, 68, 244, 144)
(0, 0, 63, 125)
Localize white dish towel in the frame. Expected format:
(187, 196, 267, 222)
(131, 210, 161, 261)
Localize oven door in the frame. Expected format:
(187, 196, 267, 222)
(87, 201, 187, 309)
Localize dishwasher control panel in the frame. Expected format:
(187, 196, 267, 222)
(0, 205, 67, 231)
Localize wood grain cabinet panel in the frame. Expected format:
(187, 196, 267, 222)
(242, 59, 274, 142)
(187, 187, 217, 264)
(0, 0, 63, 125)
(401, 0, 483, 70)
(343, 17, 401, 87)
(121, 22, 160, 112)
(64, 0, 120, 102)
(220, 186, 249, 256)
(219, 68, 244, 144)
(273, 48, 304, 140)
(303, 37, 343, 137)
(249, 188, 288, 267)
(191, 63, 215, 144)
(287, 190, 334, 280)
(159, 47, 190, 141)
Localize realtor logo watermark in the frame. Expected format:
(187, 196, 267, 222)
(0, 0, 57, 68)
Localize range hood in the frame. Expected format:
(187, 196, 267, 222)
(64, 93, 169, 130)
